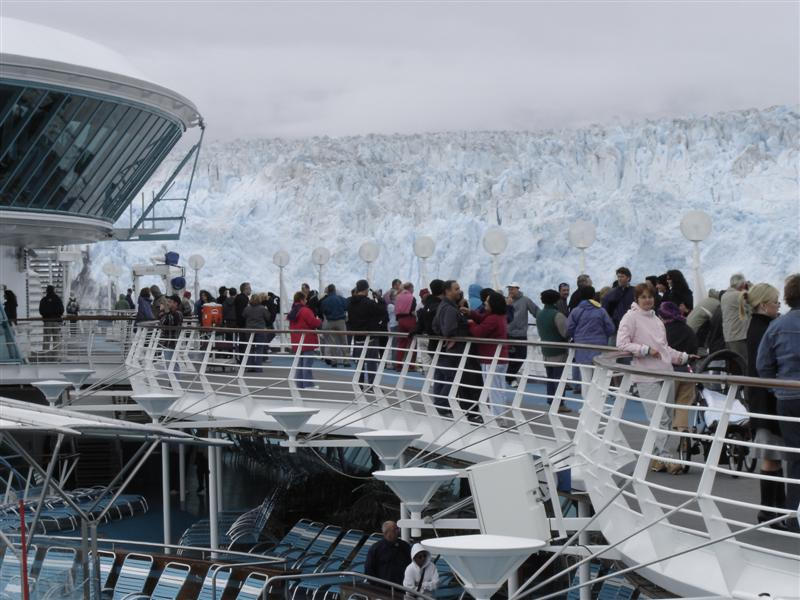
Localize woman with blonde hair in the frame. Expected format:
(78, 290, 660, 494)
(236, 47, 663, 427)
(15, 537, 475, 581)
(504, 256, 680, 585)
(742, 283, 786, 528)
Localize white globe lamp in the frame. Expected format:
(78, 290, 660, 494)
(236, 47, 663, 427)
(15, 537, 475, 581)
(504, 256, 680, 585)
(680, 211, 712, 299)
(358, 241, 380, 286)
(482, 226, 508, 291)
(567, 220, 596, 276)
(413, 235, 436, 290)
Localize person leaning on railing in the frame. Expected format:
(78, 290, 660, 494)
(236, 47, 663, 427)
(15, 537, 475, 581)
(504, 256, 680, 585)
(616, 282, 694, 474)
(756, 273, 800, 533)
(741, 283, 787, 529)
(159, 294, 183, 369)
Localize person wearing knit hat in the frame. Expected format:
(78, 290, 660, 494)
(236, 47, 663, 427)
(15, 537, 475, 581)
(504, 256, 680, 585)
(538, 290, 572, 413)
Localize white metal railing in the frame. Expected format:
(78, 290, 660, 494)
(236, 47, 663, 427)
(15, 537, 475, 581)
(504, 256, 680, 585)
(125, 323, 800, 597)
(10, 316, 136, 365)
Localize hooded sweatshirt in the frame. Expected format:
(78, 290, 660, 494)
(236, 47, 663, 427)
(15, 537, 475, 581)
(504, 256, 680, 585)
(288, 302, 322, 352)
(403, 543, 439, 596)
(616, 302, 688, 382)
(467, 284, 483, 311)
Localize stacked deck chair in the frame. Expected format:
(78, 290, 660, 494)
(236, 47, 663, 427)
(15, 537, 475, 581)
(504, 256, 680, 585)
(289, 529, 366, 600)
(292, 533, 383, 600)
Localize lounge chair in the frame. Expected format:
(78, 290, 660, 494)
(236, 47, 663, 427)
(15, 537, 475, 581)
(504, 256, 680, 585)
(32, 546, 76, 599)
(0, 544, 37, 600)
(197, 565, 232, 600)
(236, 572, 268, 600)
(111, 553, 153, 600)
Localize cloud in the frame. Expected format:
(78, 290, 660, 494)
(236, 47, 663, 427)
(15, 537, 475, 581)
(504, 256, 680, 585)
(3, 1, 798, 140)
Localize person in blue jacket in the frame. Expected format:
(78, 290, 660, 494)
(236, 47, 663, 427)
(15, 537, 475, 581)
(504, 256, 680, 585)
(567, 285, 615, 398)
(757, 273, 800, 532)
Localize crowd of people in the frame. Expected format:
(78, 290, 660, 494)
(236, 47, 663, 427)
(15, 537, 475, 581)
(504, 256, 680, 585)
(4, 264, 798, 531)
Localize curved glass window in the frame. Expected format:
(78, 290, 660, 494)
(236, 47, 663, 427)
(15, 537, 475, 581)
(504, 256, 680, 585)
(0, 82, 183, 221)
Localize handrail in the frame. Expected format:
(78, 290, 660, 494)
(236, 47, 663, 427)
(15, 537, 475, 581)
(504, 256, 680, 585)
(594, 350, 800, 391)
(4, 532, 288, 564)
(137, 322, 614, 352)
(265, 570, 436, 600)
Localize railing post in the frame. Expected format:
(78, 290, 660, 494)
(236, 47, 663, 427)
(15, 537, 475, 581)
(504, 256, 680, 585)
(287, 333, 304, 404)
(695, 383, 745, 589)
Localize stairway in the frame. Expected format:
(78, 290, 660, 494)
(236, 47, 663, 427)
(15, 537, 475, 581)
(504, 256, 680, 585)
(72, 438, 123, 487)
(25, 247, 67, 318)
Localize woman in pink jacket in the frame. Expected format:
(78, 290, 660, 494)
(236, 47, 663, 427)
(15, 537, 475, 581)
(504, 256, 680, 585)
(617, 282, 690, 474)
(289, 291, 323, 389)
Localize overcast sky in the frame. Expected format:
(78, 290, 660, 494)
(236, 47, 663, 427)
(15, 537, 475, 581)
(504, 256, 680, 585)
(3, 1, 798, 140)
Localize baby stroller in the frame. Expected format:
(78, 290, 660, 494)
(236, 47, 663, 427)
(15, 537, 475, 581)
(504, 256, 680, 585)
(680, 349, 757, 475)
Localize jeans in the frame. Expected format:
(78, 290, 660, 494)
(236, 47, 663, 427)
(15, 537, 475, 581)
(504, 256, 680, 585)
(506, 337, 527, 383)
(545, 363, 565, 404)
(433, 353, 460, 413)
(353, 337, 380, 385)
(163, 349, 181, 373)
(777, 398, 800, 528)
(249, 332, 267, 366)
(297, 351, 315, 388)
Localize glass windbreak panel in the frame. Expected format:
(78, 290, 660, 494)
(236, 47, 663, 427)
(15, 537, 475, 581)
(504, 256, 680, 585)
(0, 304, 22, 364)
(0, 82, 184, 220)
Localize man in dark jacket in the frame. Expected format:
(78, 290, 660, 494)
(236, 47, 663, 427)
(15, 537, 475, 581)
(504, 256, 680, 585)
(364, 521, 411, 586)
(125, 288, 135, 309)
(234, 282, 251, 360)
(347, 279, 387, 386)
(431, 280, 469, 414)
(415, 279, 445, 352)
(39, 285, 64, 353)
(601, 267, 634, 332)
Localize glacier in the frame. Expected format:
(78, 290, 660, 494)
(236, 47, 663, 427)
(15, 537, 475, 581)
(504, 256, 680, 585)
(79, 105, 800, 305)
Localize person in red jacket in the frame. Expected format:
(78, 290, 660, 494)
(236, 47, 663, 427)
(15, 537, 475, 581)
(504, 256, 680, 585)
(468, 291, 511, 422)
(288, 291, 323, 389)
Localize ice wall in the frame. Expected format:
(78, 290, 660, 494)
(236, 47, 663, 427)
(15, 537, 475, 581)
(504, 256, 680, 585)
(83, 105, 799, 304)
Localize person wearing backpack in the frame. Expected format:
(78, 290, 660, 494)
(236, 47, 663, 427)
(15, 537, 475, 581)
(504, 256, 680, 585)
(403, 544, 439, 599)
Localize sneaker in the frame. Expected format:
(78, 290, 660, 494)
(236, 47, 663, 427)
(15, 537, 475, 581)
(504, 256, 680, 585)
(307, 384, 320, 390)
(508, 379, 519, 388)
(649, 459, 667, 473)
(557, 404, 573, 414)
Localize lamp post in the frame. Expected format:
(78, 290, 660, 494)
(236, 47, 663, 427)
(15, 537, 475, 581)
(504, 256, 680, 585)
(413, 235, 435, 290)
(482, 226, 508, 291)
(131, 393, 180, 554)
(102, 263, 121, 310)
(358, 241, 380, 286)
(311, 247, 331, 295)
(273, 250, 290, 349)
(680, 211, 712, 300)
(187, 254, 205, 300)
(567, 220, 596, 276)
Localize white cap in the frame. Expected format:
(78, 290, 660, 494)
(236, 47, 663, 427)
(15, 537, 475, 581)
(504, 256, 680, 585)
(506, 282, 521, 289)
